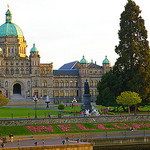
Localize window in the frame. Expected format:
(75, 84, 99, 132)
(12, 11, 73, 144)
(74, 81, 78, 87)
(90, 80, 93, 87)
(65, 81, 69, 87)
(75, 90, 78, 96)
(11, 68, 14, 75)
(94, 80, 98, 87)
(42, 80, 47, 87)
(54, 90, 59, 97)
(43, 90, 47, 96)
(16, 68, 19, 74)
(54, 81, 59, 87)
(90, 90, 93, 96)
(94, 89, 97, 96)
(70, 81, 73, 87)
(60, 81, 63, 87)
(65, 90, 69, 97)
(70, 90, 73, 97)
(21, 68, 24, 74)
(60, 90, 64, 97)
(5, 68, 9, 74)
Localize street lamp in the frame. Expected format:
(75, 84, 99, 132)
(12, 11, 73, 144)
(33, 95, 39, 118)
(72, 98, 77, 117)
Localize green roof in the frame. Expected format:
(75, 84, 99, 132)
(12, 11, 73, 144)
(80, 55, 88, 63)
(103, 56, 110, 64)
(30, 44, 38, 52)
(0, 23, 24, 37)
(0, 9, 24, 37)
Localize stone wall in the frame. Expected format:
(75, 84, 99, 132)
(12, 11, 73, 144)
(0, 115, 150, 126)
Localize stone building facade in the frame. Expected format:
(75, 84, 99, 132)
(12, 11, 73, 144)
(0, 8, 111, 103)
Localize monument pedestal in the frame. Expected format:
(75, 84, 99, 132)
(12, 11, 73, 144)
(82, 94, 92, 111)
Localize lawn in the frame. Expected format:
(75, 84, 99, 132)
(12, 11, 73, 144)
(0, 104, 149, 119)
(0, 121, 150, 136)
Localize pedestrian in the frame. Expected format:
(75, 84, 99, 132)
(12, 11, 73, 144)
(48, 112, 51, 118)
(79, 111, 82, 117)
(72, 103, 74, 108)
(1, 143, 5, 148)
(9, 133, 13, 142)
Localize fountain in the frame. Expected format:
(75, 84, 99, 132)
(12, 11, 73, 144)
(45, 96, 50, 108)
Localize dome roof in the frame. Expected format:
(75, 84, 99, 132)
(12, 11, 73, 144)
(103, 56, 110, 64)
(0, 23, 24, 37)
(80, 55, 88, 63)
(0, 9, 24, 37)
(30, 43, 38, 52)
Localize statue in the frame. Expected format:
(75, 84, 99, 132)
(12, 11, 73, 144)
(84, 79, 89, 94)
(82, 79, 92, 111)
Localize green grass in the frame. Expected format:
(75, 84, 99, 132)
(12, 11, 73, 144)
(0, 105, 150, 119)
(0, 121, 150, 136)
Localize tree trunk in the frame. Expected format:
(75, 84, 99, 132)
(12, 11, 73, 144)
(128, 105, 130, 115)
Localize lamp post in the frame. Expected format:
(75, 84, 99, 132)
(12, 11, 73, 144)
(72, 98, 77, 117)
(33, 95, 39, 118)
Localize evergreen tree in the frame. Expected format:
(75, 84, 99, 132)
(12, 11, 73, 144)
(114, 0, 150, 103)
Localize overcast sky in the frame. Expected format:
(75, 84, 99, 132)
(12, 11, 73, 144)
(0, 0, 150, 69)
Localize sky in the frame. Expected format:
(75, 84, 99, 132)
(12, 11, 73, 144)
(0, 0, 150, 69)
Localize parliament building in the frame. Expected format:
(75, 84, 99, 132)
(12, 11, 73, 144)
(0, 8, 111, 103)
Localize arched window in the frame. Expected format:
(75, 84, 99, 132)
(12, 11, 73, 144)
(70, 81, 73, 87)
(5, 68, 9, 74)
(54, 81, 59, 87)
(65, 90, 69, 96)
(65, 81, 69, 87)
(94, 80, 98, 87)
(16, 68, 19, 74)
(11, 68, 14, 75)
(70, 90, 73, 97)
(60, 81, 64, 87)
(21, 68, 24, 74)
(90, 80, 93, 87)
(43, 90, 47, 96)
(94, 89, 97, 96)
(54, 90, 59, 97)
(90, 90, 93, 96)
(60, 90, 64, 97)
(42, 80, 47, 87)
(74, 81, 78, 87)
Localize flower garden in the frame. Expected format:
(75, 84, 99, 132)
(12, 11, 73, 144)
(0, 121, 150, 136)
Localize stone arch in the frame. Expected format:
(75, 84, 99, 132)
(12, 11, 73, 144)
(13, 83, 21, 94)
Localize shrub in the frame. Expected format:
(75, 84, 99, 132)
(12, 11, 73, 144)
(0, 94, 9, 107)
(58, 104, 65, 110)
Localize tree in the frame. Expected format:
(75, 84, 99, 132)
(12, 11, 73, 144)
(114, 0, 150, 104)
(116, 91, 142, 114)
(96, 71, 122, 106)
(0, 94, 9, 107)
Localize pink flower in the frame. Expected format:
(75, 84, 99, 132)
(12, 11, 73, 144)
(26, 125, 53, 133)
(112, 123, 131, 129)
(95, 124, 114, 130)
(76, 124, 96, 131)
(57, 124, 76, 131)
(131, 123, 150, 129)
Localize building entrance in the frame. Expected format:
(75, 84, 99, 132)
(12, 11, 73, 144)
(13, 83, 21, 94)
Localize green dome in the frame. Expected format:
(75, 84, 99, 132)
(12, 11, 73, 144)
(0, 9, 24, 37)
(103, 56, 110, 64)
(80, 55, 88, 63)
(0, 23, 24, 37)
(30, 44, 38, 52)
